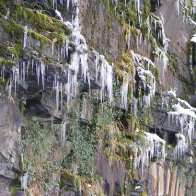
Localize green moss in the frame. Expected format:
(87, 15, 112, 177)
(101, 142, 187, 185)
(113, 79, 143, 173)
(12, 5, 70, 44)
(141, 192, 148, 196)
(13, 6, 56, 32)
(122, 52, 132, 64)
(0, 57, 14, 66)
(7, 46, 19, 60)
(29, 29, 51, 45)
(151, 66, 160, 80)
(15, 41, 24, 59)
(0, 77, 7, 87)
(49, 31, 67, 44)
(60, 170, 83, 191)
(9, 183, 20, 196)
(0, 0, 14, 17)
(0, 18, 23, 39)
(0, 42, 23, 61)
(143, 0, 151, 18)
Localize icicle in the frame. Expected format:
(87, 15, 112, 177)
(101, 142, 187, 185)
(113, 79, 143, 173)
(55, 9, 63, 21)
(176, 0, 180, 15)
(60, 82, 63, 109)
(132, 98, 138, 117)
(51, 40, 55, 56)
(40, 61, 45, 90)
(191, 33, 196, 43)
(66, 0, 71, 10)
(99, 55, 113, 103)
(61, 121, 67, 146)
(36, 61, 40, 86)
(154, 45, 168, 73)
(12, 66, 19, 95)
(60, 0, 63, 5)
(56, 81, 60, 110)
(95, 51, 99, 82)
(22, 61, 26, 84)
(23, 26, 28, 49)
(7, 82, 12, 98)
(65, 39, 69, 57)
(120, 71, 129, 109)
(80, 52, 88, 82)
(66, 70, 71, 105)
(21, 172, 28, 189)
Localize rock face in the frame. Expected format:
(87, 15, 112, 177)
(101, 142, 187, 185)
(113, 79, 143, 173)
(0, 99, 21, 191)
(0, 0, 195, 195)
(79, 0, 124, 60)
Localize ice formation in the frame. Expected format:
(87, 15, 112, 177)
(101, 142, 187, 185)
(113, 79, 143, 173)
(23, 26, 28, 49)
(55, 9, 63, 22)
(8, 58, 46, 99)
(120, 71, 129, 109)
(149, 14, 169, 74)
(191, 33, 196, 43)
(68, 0, 89, 98)
(98, 55, 113, 103)
(21, 172, 28, 189)
(154, 45, 168, 73)
(168, 103, 196, 141)
(49, 0, 91, 109)
(12, 66, 19, 95)
(173, 133, 188, 159)
(176, 0, 180, 15)
(162, 89, 177, 108)
(164, 91, 196, 141)
(133, 52, 156, 107)
(133, 132, 165, 175)
(150, 14, 170, 52)
(61, 121, 67, 146)
(55, 80, 60, 110)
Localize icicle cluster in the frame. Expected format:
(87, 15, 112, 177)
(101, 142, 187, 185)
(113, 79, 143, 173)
(50, 1, 114, 109)
(168, 103, 196, 141)
(162, 89, 177, 108)
(173, 133, 188, 159)
(177, 0, 196, 26)
(149, 14, 169, 74)
(163, 90, 196, 141)
(154, 45, 168, 73)
(8, 58, 46, 99)
(133, 132, 165, 175)
(95, 55, 114, 103)
(133, 52, 156, 107)
(150, 14, 170, 52)
(120, 71, 129, 109)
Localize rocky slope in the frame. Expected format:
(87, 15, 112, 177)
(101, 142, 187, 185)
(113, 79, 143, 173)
(0, 0, 195, 195)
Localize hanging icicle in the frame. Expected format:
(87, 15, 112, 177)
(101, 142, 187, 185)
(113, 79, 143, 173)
(23, 26, 28, 49)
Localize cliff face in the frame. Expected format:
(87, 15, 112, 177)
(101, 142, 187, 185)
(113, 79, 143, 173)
(0, 0, 195, 196)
